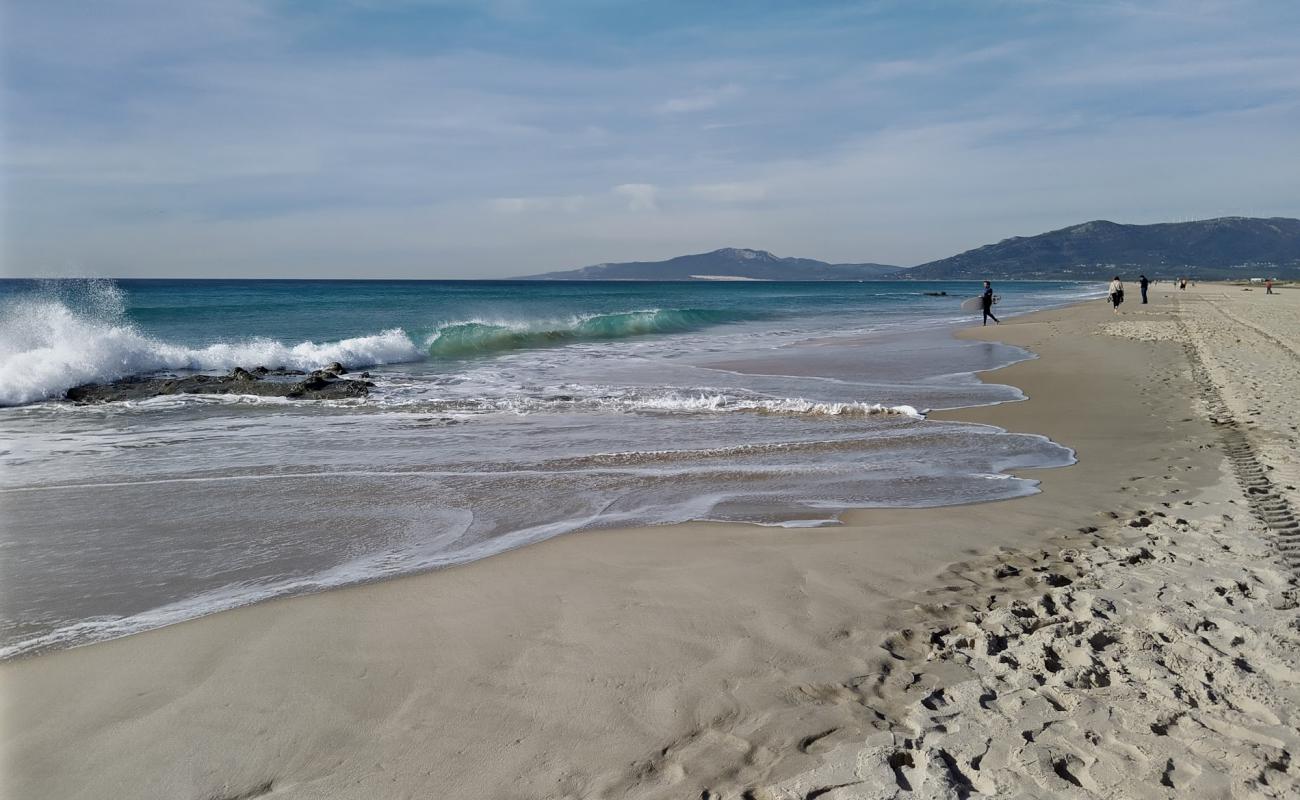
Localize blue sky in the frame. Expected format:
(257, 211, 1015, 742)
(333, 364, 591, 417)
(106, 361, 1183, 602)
(4, 0, 1299, 278)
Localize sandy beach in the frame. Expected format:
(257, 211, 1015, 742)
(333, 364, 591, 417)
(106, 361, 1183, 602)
(4, 283, 1299, 799)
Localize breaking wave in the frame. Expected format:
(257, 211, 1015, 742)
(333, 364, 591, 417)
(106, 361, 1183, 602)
(0, 285, 764, 405)
(426, 308, 752, 357)
(0, 282, 421, 406)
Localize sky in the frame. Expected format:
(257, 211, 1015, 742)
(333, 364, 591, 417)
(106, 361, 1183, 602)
(3, 0, 1299, 278)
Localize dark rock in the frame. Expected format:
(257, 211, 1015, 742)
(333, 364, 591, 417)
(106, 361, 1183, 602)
(64, 368, 372, 404)
(286, 375, 370, 399)
(322, 361, 347, 375)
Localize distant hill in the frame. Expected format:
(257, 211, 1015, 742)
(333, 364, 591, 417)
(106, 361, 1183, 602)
(521, 248, 902, 281)
(897, 217, 1300, 280)
(515, 218, 1300, 282)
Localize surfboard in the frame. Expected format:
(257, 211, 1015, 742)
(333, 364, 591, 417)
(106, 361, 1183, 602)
(960, 295, 999, 311)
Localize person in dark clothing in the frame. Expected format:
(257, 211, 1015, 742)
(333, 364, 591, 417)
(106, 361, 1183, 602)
(981, 281, 999, 326)
(1139, 274, 1150, 304)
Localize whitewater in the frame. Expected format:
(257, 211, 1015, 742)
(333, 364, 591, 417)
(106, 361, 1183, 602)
(0, 283, 770, 406)
(0, 277, 1100, 657)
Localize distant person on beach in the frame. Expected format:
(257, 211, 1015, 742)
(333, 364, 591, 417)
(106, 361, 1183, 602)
(1266, 278, 1274, 294)
(1139, 274, 1150, 304)
(1109, 276, 1124, 313)
(981, 281, 999, 326)
(1179, 277, 1187, 290)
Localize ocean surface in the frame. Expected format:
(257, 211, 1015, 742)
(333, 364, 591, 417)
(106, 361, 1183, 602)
(0, 278, 1100, 658)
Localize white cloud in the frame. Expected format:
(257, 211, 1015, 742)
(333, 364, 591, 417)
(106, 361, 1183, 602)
(612, 183, 659, 212)
(689, 181, 768, 203)
(490, 195, 586, 214)
(654, 84, 742, 114)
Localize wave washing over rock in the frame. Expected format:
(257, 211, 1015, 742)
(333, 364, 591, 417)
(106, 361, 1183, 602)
(0, 281, 421, 406)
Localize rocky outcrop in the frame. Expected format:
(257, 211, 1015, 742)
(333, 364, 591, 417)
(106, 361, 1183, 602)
(64, 366, 374, 404)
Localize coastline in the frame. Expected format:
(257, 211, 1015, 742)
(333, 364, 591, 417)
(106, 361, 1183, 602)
(4, 285, 1297, 798)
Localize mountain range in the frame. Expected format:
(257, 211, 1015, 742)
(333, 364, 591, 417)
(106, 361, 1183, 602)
(520, 217, 1300, 281)
(521, 247, 900, 281)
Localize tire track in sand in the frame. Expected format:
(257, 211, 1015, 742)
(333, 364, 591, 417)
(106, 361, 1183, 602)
(1175, 314, 1300, 571)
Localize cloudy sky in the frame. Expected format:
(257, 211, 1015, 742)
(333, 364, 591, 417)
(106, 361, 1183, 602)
(4, 0, 1299, 278)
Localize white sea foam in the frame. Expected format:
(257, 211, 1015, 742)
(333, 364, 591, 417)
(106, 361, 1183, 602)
(0, 292, 422, 406)
(616, 393, 922, 418)
(378, 391, 924, 419)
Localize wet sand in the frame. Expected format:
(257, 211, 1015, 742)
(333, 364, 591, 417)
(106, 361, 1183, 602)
(4, 283, 1297, 799)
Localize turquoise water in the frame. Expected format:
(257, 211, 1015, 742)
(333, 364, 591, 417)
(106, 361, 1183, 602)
(0, 278, 1099, 657)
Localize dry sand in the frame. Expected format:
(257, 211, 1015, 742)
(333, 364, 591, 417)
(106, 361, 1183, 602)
(3, 283, 1298, 799)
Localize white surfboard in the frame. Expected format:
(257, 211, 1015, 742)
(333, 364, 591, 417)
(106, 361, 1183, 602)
(961, 295, 999, 311)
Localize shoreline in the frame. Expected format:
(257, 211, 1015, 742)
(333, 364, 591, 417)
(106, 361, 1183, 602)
(4, 285, 1296, 798)
(0, 290, 1097, 663)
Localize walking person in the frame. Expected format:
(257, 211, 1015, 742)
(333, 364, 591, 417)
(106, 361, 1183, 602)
(981, 280, 999, 326)
(1109, 275, 1124, 313)
(1139, 274, 1150, 304)
(1266, 278, 1274, 295)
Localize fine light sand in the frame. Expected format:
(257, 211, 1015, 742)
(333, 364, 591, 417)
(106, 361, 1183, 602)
(3, 283, 1299, 799)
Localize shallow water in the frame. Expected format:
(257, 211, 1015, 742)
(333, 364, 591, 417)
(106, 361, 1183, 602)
(0, 278, 1100, 657)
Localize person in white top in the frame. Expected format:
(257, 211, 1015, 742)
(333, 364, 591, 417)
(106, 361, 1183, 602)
(1108, 276, 1124, 313)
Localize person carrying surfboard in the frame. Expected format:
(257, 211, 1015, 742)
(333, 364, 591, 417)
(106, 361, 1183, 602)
(981, 281, 999, 326)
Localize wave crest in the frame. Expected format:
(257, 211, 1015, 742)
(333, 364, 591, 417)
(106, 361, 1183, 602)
(426, 308, 750, 357)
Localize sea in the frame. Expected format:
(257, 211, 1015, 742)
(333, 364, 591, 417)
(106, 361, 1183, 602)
(0, 278, 1101, 658)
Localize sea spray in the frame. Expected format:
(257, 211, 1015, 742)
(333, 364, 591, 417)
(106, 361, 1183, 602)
(0, 281, 422, 405)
